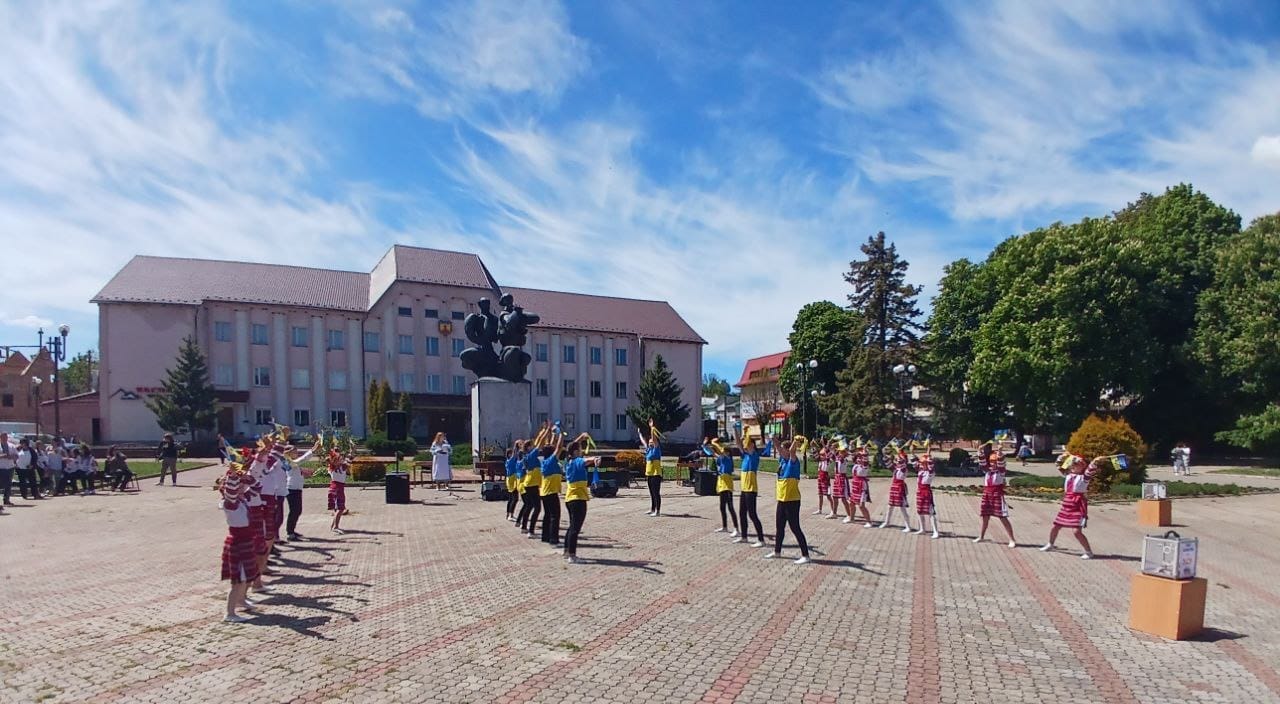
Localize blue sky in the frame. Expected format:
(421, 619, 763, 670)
(1, 1, 1278, 385)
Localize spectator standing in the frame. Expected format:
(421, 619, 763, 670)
(15, 438, 41, 500)
(430, 433, 452, 491)
(156, 433, 179, 485)
(0, 432, 17, 506)
(216, 433, 228, 465)
(44, 442, 68, 496)
(106, 447, 134, 492)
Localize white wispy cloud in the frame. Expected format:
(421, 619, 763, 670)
(0, 313, 54, 330)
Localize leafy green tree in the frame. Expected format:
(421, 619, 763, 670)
(397, 391, 413, 414)
(625, 355, 691, 435)
(61, 351, 97, 395)
(778, 301, 856, 435)
(144, 336, 217, 441)
(366, 379, 384, 434)
(701, 373, 731, 398)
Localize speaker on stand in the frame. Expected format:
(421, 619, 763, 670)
(385, 411, 410, 504)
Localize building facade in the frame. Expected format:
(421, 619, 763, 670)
(0, 348, 55, 430)
(735, 351, 792, 438)
(93, 246, 705, 444)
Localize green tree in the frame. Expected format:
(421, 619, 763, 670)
(778, 301, 856, 435)
(701, 373, 731, 398)
(377, 379, 393, 431)
(366, 379, 384, 434)
(397, 391, 413, 414)
(1194, 212, 1280, 450)
(61, 351, 98, 395)
(625, 355, 691, 435)
(144, 336, 217, 441)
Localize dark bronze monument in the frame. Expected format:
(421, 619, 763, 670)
(460, 293, 540, 382)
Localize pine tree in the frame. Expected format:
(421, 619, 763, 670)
(625, 355, 691, 435)
(144, 336, 218, 441)
(397, 392, 412, 414)
(366, 379, 382, 434)
(377, 380, 393, 430)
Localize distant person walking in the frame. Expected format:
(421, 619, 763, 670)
(1171, 442, 1191, 476)
(0, 432, 17, 506)
(156, 433, 179, 485)
(15, 438, 42, 500)
(430, 432, 453, 491)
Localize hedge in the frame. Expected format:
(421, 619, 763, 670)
(364, 432, 418, 457)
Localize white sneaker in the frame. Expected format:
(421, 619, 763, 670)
(730, 530, 739, 537)
(1040, 544, 1054, 552)
(972, 537, 984, 543)
(878, 522, 889, 529)
(646, 511, 655, 516)
(1008, 541, 1018, 548)
(811, 509, 822, 515)
(914, 528, 925, 535)
(794, 556, 811, 565)
(567, 556, 583, 565)
(1080, 552, 1093, 560)
(931, 532, 940, 539)
(223, 614, 249, 623)
(654, 512, 661, 517)
(826, 514, 839, 520)
(714, 527, 726, 533)
(763, 552, 780, 559)
(902, 526, 913, 533)
(731, 537, 745, 544)
(863, 522, 874, 528)
(750, 541, 766, 548)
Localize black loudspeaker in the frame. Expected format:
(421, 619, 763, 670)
(480, 481, 508, 501)
(702, 418, 718, 439)
(693, 470, 718, 496)
(386, 410, 408, 441)
(385, 472, 411, 504)
(590, 480, 618, 498)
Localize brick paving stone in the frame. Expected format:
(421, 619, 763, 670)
(1, 465, 1279, 703)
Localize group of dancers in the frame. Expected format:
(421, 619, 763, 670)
(505, 421, 603, 564)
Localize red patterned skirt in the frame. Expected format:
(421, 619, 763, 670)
(887, 478, 909, 507)
(915, 485, 935, 515)
(831, 473, 850, 499)
(1053, 492, 1088, 528)
(850, 475, 871, 505)
(328, 482, 347, 511)
(980, 486, 1009, 517)
(221, 526, 261, 583)
(259, 496, 276, 542)
(816, 470, 830, 496)
(248, 505, 268, 555)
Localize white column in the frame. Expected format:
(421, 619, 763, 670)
(604, 338, 615, 441)
(576, 335, 588, 435)
(549, 334, 562, 423)
(347, 318, 364, 435)
(272, 313, 288, 425)
(311, 316, 326, 430)
(234, 310, 249, 391)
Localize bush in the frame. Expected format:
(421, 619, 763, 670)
(1066, 414, 1148, 491)
(451, 442, 474, 466)
(948, 447, 970, 468)
(364, 432, 417, 457)
(349, 460, 386, 483)
(614, 450, 646, 473)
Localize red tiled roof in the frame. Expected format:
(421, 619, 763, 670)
(736, 351, 790, 386)
(503, 287, 706, 343)
(390, 245, 498, 291)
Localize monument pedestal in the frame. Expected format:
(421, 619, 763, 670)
(471, 378, 532, 455)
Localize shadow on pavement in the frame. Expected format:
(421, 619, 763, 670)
(248, 613, 333, 639)
(583, 557, 664, 574)
(1191, 628, 1247, 643)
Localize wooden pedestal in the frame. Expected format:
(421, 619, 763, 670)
(1128, 574, 1206, 640)
(1137, 498, 1172, 527)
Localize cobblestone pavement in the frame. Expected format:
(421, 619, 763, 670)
(2, 465, 1278, 703)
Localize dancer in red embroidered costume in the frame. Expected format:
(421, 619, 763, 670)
(879, 447, 915, 531)
(1041, 454, 1096, 559)
(829, 445, 850, 521)
(973, 450, 1017, 548)
(813, 441, 833, 517)
(914, 453, 940, 538)
(327, 450, 351, 534)
(218, 462, 260, 622)
(845, 446, 874, 527)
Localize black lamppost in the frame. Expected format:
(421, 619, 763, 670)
(892, 363, 917, 436)
(39, 325, 70, 440)
(794, 358, 818, 473)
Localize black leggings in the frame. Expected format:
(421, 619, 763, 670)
(718, 490, 738, 530)
(286, 489, 303, 535)
(540, 494, 561, 544)
(739, 492, 765, 542)
(565, 500, 587, 556)
(520, 486, 540, 532)
(505, 486, 520, 516)
(774, 500, 810, 557)
(647, 475, 662, 513)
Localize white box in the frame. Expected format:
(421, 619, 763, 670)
(1142, 531, 1198, 580)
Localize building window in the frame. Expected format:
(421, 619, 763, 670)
(615, 348, 628, 366)
(214, 321, 232, 342)
(426, 374, 441, 393)
(563, 413, 575, 430)
(363, 332, 380, 352)
(451, 311, 465, 321)
(536, 379, 548, 396)
(399, 372, 415, 393)
(590, 381, 602, 398)
(291, 326, 309, 347)
(425, 337, 440, 356)
(255, 409, 273, 426)
(563, 345, 576, 364)
(424, 308, 439, 319)
(1, 394, 12, 408)
(452, 375, 467, 395)
(397, 306, 412, 317)
(563, 380, 576, 398)
(330, 409, 347, 427)
(253, 367, 271, 387)
(251, 324, 268, 346)
(329, 370, 348, 390)
(214, 365, 233, 387)
(398, 335, 413, 355)
(616, 382, 628, 399)
(535, 343, 548, 362)
(293, 409, 310, 427)
(536, 412, 549, 426)
(590, 413, 602, 431)
(590, 347, 602, 365)
(291, 369, 310, 389)
(616, 414, 628, 431)
(451, 338, 465, 357)
(327, 329, 345, 350)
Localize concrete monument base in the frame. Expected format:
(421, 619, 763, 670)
(471, 378, 532, 456)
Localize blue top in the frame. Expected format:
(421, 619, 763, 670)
(777, 457, 802, 480)
(645, 444, 662, 461)
(741, 449, 762, 472)
(505, 456, 521, 478)
(564, 457, 589, 484)
(540, 455, 563, 477)
(523, 448, 541, 470)
(762, 440, 774, 457)
(716, 455, 733, 475)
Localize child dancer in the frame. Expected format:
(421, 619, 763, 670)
(765, 435, 811, 564)
(563, 434, 602, 564)
(974, 450, 1017, 547)
(327, 450, 350, 534)
(813, 441, 832, 517)
(733, 430, 767, 547)
(639, 420, 664, 517)
(243, 446, 272, 591)
(519, 424, 549, 538)
(539, 427, 565, 547)
(218, 462, 259, 622)
(1041, 455, 1096, 559)
(830, 445, 850, 520)
(915, 453, 940, 538)
(880, 448, 914, 531)
(705, 438, 738, 536)
(846, 446, 874, 527)
(504, 443, 522, 522)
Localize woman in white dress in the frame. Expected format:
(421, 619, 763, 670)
(430, 432, 453, 490)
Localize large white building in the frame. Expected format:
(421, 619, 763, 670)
(92, 245, 705, 443)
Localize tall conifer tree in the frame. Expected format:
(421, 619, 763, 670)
(144, 336, 218, 441)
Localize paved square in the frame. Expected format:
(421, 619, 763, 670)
(2, 464, 1279, 703)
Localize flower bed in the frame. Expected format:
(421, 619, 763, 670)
(943, 474, 1277, 502)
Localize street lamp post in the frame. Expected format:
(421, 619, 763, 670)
(892, 363, 917, 436)
(795, 358, 818, 474)
(39, 325, 71, 441)
(31, 376, 43, 438)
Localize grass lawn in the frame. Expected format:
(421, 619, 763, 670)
(129, 460, 209, 480)
(1207, 467, 1280, 478)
